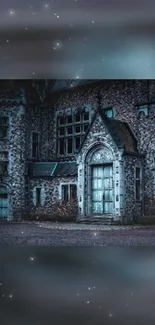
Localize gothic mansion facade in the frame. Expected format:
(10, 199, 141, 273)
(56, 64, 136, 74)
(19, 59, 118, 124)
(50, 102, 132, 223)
(0, 80, 155, 224)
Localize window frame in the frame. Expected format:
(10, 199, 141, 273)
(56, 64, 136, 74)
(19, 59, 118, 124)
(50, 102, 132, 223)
(0, 151, 9, 175)
(56, 107, 90, 157)
(36, 187, 41, 206)
(0, 116, 9, 139)
(137, 104, 149, 118)
(60, 183, 77, 202)
(32, 132, 40, 160)
(104, 107, 113, 118)
(135, 167, 142, 201)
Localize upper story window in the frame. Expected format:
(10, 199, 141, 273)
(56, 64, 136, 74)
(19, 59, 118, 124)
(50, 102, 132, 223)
(0, 117, 9, 139)
(32, 132, 39, 160)
(104, 107, 113, 118)
(0, 152, 9, 175)
(57, 106, 90, 156)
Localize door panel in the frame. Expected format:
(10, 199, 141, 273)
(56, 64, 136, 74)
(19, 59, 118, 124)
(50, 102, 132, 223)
(92, 179, 98, 189)
(92, 190, 103, 201)
(91, 165, 113, 215)
(92, 202, 103, 214)
(98, 179, 102, 189)
(0, 194, 8, 219)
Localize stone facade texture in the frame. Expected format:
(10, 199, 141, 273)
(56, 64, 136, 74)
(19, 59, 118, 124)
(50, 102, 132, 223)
(0, 80, 155, 223)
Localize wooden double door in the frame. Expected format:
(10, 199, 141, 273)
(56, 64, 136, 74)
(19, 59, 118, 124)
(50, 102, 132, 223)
(91, 164, 113, 215)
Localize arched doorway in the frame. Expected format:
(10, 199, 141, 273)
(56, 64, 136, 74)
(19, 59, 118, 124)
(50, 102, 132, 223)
(85, 145, 114, 217)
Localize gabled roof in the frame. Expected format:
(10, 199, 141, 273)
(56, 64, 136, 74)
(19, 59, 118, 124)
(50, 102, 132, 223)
(28, 162, 77, 178)
(78, 108, 138, 155)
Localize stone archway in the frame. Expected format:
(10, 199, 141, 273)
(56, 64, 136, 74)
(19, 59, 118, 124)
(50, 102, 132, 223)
(84, 145, 114, 217)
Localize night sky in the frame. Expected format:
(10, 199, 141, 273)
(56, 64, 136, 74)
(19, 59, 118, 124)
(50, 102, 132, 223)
(1, 248, 155, 324)
(0, 0, 155, 78)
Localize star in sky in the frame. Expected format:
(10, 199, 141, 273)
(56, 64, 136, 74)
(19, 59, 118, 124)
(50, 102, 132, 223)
(0, 0, 154, 77)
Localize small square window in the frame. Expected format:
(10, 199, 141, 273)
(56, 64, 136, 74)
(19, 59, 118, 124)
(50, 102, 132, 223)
(104, 108, 113, 118)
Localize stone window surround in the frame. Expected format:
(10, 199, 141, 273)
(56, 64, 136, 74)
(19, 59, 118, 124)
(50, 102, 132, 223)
(59, 182, 77, 201)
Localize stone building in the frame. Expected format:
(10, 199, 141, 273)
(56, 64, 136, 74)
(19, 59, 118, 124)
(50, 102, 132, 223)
(0, 79, 155, 224)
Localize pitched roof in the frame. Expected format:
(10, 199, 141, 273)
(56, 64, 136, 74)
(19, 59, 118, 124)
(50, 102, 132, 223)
(103, 115, 138, 154)
(78, 108, 138, 154)
(28, 162, 77, 178)
(53, 162, 77, 177)
(28, 162, 57, 177)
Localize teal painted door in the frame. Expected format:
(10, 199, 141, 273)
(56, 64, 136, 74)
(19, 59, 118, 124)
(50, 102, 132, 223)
(92, 165, 113, 215)
(0, 194, 8, 220)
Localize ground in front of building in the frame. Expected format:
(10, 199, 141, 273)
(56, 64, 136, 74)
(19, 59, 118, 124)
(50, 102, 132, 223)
(1, 221, 155, 246)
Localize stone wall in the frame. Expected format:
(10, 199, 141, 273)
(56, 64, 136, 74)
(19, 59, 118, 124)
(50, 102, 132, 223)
(0, 98, 26, 220)
(27, 176, 77, 215)
(123, 154, 144, 223)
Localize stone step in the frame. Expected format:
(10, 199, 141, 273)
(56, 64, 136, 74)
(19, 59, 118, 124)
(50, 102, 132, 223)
(76, 217, 121, 225)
